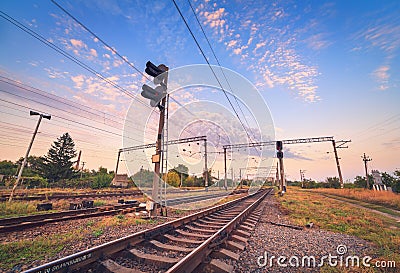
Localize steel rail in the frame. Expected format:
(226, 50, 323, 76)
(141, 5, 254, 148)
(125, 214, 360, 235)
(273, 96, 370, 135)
(0, 203, 142, 233)
(166, 188, 271, 272)
(22, 189, 262, 273)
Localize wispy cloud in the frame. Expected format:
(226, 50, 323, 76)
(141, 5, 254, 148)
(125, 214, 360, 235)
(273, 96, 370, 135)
(372, 65, 390, 90)
(352, 9, 399, 90)
(195, 1, 322, 102)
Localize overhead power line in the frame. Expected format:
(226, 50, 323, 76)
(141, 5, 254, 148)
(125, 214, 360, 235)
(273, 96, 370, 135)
(187, 0, 257, 142)
(50, 0, 223, 145)
(0, 10, 152, 110)
(51, 0, 150, 81)
(171, 0, 255, 144)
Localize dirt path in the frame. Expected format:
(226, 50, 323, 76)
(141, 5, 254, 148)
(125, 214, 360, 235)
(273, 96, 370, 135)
(318, 193, 400, 222)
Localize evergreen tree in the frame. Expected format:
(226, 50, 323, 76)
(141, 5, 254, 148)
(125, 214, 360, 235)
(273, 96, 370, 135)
(42, 133, 77, 182)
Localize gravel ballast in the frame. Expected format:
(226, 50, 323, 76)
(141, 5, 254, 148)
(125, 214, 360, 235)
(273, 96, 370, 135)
(234, 195, 376, 272)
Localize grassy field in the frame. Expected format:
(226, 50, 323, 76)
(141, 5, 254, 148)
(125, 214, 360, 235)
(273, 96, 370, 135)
(311, 188, 400, 211)
(279, 187, 399, 272)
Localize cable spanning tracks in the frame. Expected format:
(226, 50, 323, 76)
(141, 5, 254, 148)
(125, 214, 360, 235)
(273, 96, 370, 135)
(24, 188, 272, 273)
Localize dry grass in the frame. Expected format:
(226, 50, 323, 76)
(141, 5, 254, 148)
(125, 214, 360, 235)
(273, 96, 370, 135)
(311, 188, 400, 210)
(278, 188, 400, 272)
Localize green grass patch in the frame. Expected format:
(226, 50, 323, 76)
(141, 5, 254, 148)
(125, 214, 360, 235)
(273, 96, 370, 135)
(93, 200, 106, 207)
(279, 189, 400, 269)
(0, 232, 78, 271)
(92, 228, 103, 237)
(86, 219, 95, 227)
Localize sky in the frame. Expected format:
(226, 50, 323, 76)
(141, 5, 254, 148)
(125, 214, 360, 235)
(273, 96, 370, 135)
(0, 0, 399, 183)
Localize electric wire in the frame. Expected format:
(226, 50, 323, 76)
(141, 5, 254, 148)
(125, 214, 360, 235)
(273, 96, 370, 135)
(50, 1, 221, 145)
(171, 0, 255, 145)
(0, 78, 158, 134)
(0, 10, 152, 110)
(187, 0, 258, 143)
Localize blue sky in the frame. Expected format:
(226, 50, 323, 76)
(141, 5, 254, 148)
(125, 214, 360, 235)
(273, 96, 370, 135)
(0, 0, 399, 182)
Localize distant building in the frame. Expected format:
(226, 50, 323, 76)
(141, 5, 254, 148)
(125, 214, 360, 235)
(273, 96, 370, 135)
(112, 174, 130, 188)
(371, 170, 388, 191)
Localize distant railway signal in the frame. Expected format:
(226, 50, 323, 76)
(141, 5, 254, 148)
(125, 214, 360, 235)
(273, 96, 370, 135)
(141, 61, 168, 109)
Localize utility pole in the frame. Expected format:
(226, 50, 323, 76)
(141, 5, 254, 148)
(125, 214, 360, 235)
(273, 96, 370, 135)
(223, 147, 227, 190)
(80, 162, 86, 179)
(300, 170, 306, 188)
(9, 111, 51, 202)
(140, 166, 143, 189)
(231, 167, 234, 189)
(81, 161, 86, 179)
(331, 140, 351, 189)
(362, 153, 372, 189)
(204, 138, 208, 191)
(239, 168, 242, 189)
(75, 150, 81, 170)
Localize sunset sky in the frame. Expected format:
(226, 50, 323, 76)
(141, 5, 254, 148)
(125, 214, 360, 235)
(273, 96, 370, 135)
(0, 0, 399, 182)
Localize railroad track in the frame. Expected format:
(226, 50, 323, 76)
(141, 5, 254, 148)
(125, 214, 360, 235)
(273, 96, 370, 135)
(0, 203, 144, 233)
(0, 191, 142, 202)
(1, 189, 248, 233)
(23, 188, 272, 273)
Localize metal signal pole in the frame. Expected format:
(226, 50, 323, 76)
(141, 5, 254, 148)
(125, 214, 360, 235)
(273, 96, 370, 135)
(223, 147, 227, 190)
(9, 111, 51, 202)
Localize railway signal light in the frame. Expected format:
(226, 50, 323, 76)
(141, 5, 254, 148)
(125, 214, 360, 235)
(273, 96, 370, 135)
(276, 141, 283, 151)
(276, 141, 283, 158)
(141, 61, 168, 109)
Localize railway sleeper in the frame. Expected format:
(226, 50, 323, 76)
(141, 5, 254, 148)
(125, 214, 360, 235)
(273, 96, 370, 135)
(176, 229, 210, 239)
(211, 248, 240, 261)
(192, 222, 223, 229)
(163, 234, 203, 245)
(149, 239, 194, 253)
(202, 259, 234, 273)
(125, 248, 179, 269)
(203, 216, 231, 222)
(225, 240, 246, 252)
(197, 218, 228, 226)
(185, 225, 218, 233)
(98, 259, 145, 273)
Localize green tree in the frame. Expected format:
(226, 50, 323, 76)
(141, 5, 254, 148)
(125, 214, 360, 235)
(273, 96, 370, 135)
(390, 170, 400, 193)
(163, 171, 180, 187)
(354, 175, 373, 189)
(325, 177, 341, 188)
(381, 172, 395, 187)
(17, 156, 45, 176)
(170, 164, 189, 187)
(42, 133, 77, 182)
(132, 168, 154, 188)
(0, 160, 17, 176)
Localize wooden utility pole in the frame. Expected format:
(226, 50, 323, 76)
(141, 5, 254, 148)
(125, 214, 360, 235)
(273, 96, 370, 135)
(362, 153, 372, 189)
(9, 111, 50, 202)
(332, 140, 344, 188)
